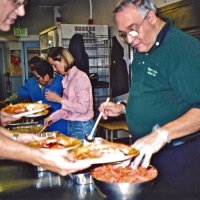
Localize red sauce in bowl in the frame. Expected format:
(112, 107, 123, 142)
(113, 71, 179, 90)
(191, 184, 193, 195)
(91, 164, 158, 183)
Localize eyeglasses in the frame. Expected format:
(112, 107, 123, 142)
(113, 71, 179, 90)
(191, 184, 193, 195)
(119, 11, 149, 41)
(35, 76, 42, 81)
(13, 0, 27, 8)
(53, 57, 62, 62)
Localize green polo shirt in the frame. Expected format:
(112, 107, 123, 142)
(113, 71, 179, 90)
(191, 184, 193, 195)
(126, 20, 200, 138)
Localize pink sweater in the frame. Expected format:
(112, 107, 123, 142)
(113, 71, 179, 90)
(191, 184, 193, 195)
(50, 66, 94, 122)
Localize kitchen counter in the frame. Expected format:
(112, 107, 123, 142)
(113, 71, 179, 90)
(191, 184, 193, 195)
(0, 160, 192, 200)
(0, 160, 103, 200)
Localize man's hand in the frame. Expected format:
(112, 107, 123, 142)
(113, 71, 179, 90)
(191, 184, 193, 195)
(99, 101, 125, 120)
(37, 150, 92, 176)
(0, 111, 21, 127)
(131, 126, 170, 169)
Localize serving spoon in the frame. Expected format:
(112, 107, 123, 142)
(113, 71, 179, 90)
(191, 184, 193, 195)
(37, 124, 48, 135)
(85, 97, 110, 142)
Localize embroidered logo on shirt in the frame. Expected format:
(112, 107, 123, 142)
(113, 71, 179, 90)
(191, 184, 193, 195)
(147, 67, 158, 77)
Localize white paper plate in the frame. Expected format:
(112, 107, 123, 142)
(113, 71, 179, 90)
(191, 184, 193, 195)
(2, 103, 50, 118)
(26, 110, 49, 118)
(75, 154, 134, 165)
(12, 108, 47, 118)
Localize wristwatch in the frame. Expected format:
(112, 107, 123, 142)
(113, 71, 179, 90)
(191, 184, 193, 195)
(117, 101, 127, 114)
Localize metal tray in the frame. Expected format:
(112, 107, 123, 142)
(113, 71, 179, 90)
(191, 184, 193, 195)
(9, 124, 45, 134)
(69, 171, 93, 185)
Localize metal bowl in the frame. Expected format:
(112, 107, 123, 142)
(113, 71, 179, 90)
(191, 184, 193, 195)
(91, 165, 158, 200)
(69, 170, 93, 185)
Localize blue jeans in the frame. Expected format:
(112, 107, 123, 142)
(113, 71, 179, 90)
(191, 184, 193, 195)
(67, 119, 95, 140)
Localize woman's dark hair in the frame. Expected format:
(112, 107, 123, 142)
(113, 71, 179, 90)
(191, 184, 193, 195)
(33, 60, 54, 78)
(47, 47, 75, 72)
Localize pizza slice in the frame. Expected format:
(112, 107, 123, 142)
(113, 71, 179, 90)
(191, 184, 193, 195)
(71, 140, 138, 163)
(2, 103, 50, 116)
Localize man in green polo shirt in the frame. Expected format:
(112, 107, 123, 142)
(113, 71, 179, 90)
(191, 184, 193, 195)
(100, 0, 200, 198)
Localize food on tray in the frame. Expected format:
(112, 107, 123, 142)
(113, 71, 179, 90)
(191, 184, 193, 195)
(10, 124, 45, 134)
(71, 140, 138, 160)
(2, 103, 28, 114)
(91, 164, 158, 183)
(2, 103, 50, 115)
(27, 136, 81, 150)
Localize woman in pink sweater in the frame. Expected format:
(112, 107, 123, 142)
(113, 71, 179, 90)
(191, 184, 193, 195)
(44, 47, 94, 140)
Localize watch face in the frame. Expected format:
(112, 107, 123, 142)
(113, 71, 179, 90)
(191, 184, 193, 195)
(120, 101, 127, 107)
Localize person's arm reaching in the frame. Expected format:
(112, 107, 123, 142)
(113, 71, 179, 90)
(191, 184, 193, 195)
(131, 108, 200, 168)
(0, 126, 91, 176)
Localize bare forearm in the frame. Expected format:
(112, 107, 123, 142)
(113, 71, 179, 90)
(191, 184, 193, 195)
(0, 127, 91, 176)
(161, 108, 200, 141)
(0, 126, 13, 138)
(0, 132, 40, 166)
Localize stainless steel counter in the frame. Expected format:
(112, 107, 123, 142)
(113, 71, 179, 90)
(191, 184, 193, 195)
(0, 160, 103, 200)
(0, 160, 193, 200)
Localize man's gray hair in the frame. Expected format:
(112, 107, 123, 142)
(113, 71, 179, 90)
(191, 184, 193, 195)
(113, 0, 156, 17)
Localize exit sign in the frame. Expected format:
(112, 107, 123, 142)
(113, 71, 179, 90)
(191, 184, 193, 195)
(14, 28, 28, 36)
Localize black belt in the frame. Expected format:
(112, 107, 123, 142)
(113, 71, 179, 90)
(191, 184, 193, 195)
(170, 132, 200, 147)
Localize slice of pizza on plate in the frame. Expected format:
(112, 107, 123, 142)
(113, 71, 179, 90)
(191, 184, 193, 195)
(70, 139, 138, 165)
